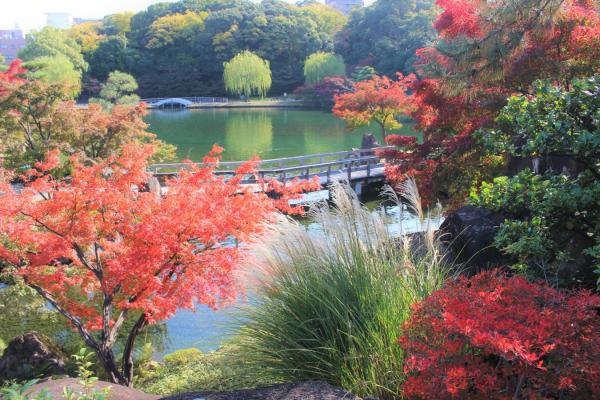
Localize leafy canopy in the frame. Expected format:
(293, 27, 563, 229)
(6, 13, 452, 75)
(223, 51, 272, 98)
(333, 74, 415, 140)
(0, 61, 173, 168)
(23, 55, 82, 97)
(384, 0, 600, 206)
(303, 52, 345, 84)
(0, 144, 317, 386)
(90, 70, 140, 109)
(19, 26, 88, 73)
(471, 76, 600, 288)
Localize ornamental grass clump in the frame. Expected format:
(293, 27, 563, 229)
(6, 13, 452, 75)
(236, 182, 448, 399)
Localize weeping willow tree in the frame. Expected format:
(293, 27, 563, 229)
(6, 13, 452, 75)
(223, 51, 272, 99)
(304, 52, 346, 84)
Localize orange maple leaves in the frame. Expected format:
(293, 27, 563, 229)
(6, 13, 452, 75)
(0, 144, 316, 330)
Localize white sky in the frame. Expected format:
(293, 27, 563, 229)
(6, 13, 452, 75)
(1, 0, 375, 32)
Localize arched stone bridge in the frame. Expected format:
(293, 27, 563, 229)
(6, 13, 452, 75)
(140, 97, 229, 109)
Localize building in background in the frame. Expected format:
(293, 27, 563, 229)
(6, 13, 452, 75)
(73, 17, 101, 25)
(46, 13, 72, 29)
(325, 0, 365, 14)
(0, 29, 26, 64)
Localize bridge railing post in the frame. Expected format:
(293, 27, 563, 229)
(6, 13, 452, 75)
(347, 161, 352, 182)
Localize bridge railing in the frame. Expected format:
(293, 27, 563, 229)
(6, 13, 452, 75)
(140, 97, 229, 105)
(148, 146, 394, 184)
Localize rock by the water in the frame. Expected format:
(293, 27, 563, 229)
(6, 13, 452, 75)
(439, 205, 510, 274)
(161, 381, 365, 400)
(26, 378, 160, 400)
(0, 332, 68, 382)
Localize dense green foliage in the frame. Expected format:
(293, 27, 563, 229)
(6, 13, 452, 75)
(19, 27, 88, 74)
(236, 184, 447, 399)
(72, 0, 346, 97)
(335, 0, 437, 77)
(28, 0, 433, 97)
(223, 51, 272, 98)
(23, 55, 82, 97)
(90, 71, 140, 109)
(136, 344, 274, 395)
(303, 52, 345, 84)
(471, 77, 600, 288)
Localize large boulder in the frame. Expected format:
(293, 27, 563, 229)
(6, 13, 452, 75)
(439, 205, 511, 274)
(26, 378, 160, 400)
(0, 332, 68, 382)
(161, 381, 366, 400)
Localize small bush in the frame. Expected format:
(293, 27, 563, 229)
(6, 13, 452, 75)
(399, 270, 600, 399)
(235, 183, 448, 399)
(136, 341, 273, 395)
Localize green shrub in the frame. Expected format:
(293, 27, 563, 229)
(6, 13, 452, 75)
(136, 341, 273, 396)
(234, 182, 448, 399)
(473, 76, 600, 288)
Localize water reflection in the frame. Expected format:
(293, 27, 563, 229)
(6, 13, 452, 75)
(145, 108, 418, 162)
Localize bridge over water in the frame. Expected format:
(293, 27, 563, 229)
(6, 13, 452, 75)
(141, 97, 229, 109)
(149, 146, 393, 197)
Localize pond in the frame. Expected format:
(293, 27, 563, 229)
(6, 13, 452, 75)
(145, 108, 437, 357)
(145, 107, 418, 162)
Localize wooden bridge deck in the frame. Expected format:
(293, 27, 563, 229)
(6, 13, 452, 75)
(148, 147, 393, 189)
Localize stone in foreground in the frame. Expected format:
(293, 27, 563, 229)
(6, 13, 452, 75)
(26, 378, 160, 400)
(161, 381, 366, 400)
(0, 332, 67, 381)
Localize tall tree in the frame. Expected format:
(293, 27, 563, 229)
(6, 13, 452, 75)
(333, 74, 415, 140)
(303, 52, 346, 84)
(88, 36, 140, 82)
(24, 55, 82, 97)
(223, 50, 272, 98)
(145, 11, 208, 49)
(68, 22, 105, 54)
(0, 62, 173, 168)
(19, 26, 88, 74)
(385, 0, 600, 206)
(0, 144, 288, 386)
(335, 0, 438, 77)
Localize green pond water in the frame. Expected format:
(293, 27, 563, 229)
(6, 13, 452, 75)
(145, 107, 417, 162)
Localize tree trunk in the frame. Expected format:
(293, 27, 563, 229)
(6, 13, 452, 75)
(121, 314, 148, 387)
(97, 349, 128, 386)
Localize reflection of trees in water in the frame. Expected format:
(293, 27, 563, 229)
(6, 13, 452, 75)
(0, 283, 168, 364)
(224, 111, 273, 160)
(301, 115, 349, 155)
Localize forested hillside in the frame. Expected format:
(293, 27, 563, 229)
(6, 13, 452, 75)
(23, 0, 437, 97)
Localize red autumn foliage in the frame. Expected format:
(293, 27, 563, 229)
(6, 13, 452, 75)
(384, 0, 600, 207)
(0, 60, 26, 97)
(398, 270, 600, 399)
(0, 144, 318, 386)
(333, 74, 415, 140)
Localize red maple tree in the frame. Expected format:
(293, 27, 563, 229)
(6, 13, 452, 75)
(333, 74, 415, 141)
(384, 0, 600, 207)
(0, 60, 26, 96)
(399, 270, 600, 399)
(0, 144, 317, 386)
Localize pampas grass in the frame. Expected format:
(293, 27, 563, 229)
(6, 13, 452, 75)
(235, 182, 449, 399)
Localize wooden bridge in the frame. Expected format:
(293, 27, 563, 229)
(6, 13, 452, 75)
(141, 97, 229, 109)
(148, 146, 393, 195)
